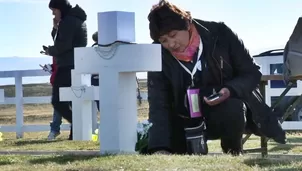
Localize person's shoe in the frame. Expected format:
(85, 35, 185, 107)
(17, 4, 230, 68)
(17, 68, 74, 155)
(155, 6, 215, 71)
(68, 128, 73, 140)
(68, 133, 73, 140)
(222, 148, 243, 156)
(47, 131, 60, 141)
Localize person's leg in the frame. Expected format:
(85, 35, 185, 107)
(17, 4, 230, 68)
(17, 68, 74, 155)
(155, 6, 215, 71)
(48, 109, 63, 140)
(52, 67, 72, 122)
(95, 100, 100, 111)
(51, 67, 73, 139)
(91, 75, 100, 112)
(204, 98, 246, 156)
(51, 109, 63, 133)
(69, 123, 73, 140)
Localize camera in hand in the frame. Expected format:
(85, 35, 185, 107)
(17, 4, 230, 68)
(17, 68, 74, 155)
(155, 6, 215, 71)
(42, 45, 48, 51)
(207, 93, 222, 102)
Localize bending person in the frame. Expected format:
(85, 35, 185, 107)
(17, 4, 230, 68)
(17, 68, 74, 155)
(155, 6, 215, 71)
(147, 0, 286, 156)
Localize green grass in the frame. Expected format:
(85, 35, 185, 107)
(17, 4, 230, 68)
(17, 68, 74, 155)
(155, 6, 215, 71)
(0, 84, 302, 170)
(0, 153, 301, 171)
(0, 132, 301, 153)
(0, 132, 301, 170)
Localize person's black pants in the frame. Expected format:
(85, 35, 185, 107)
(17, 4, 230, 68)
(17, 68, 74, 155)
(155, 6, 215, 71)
(51, 66, 73, 124)
(170, 98, 246, 155)
(91, 74, 100, 111)
(203, 98, 246, 155)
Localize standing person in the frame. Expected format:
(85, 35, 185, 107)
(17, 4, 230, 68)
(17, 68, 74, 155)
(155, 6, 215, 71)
(44, 0, 87, 140)
(47, 17, 63, 140)
(146, 0, 285, 155)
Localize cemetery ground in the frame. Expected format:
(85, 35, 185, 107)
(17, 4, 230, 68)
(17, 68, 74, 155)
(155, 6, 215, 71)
(0, 84, 302, 170)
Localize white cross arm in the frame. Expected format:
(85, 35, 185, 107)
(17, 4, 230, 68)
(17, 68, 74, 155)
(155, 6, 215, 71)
(59, 86, 99, 101)
(73, 44, 162, 74)
(59, 85, 98, 141)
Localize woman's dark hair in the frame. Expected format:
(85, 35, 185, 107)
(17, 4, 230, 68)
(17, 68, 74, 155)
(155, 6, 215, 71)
(49, 0, 72, 19)
(148, 0, 192, 41)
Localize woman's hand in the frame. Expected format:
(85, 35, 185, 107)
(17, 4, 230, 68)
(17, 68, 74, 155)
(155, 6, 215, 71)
(204, 88, 230, 106)
(53, 17, 60, 29)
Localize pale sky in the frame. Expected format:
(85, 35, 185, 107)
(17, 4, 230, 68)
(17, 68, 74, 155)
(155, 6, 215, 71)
(0, 0, 300, 57)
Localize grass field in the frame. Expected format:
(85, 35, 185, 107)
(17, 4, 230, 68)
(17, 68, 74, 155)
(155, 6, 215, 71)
(0, 132, 301, 170)
(0, 84, 302, 170)
(0, 152, 301, 171)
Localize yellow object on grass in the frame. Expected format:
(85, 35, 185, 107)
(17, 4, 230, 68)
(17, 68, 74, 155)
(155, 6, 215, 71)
(91, 129, 99, 142)
(92, 134, 98, 142)
(0, 132, 3, 141)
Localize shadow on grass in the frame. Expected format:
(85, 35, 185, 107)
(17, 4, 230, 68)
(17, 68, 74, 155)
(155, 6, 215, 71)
(0, 160, 15, 166)
(286, 137, 302, 144)
(274, 169, 302, 171)
(269, 144, 298, 153)
(266, 135, 302, 153)
(244, 158, 290, 167)
(28, 154, 112, 165)
(244, 158, 301, 170)
(13, 139, 65, 146)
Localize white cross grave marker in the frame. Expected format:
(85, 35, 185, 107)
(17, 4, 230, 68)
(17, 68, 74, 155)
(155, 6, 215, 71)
(59, 72, 98, 140)
(60, 11, 161, 154)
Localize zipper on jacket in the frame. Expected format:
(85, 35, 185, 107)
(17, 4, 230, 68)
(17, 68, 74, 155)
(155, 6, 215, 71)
(220, 56, 232, 69)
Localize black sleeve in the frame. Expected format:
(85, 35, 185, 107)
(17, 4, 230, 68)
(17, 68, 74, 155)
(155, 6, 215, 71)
(222, 23, 262, 98)
(51, 27, 57, 40)
(283, 42, 291, 83)
(147, 70, 173, 152)
(48, 17, 77, 57)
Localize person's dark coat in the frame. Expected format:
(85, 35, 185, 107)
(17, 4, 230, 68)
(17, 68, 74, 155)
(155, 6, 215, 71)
(147, 19, 286, 152)
(48, 5, 88, 67)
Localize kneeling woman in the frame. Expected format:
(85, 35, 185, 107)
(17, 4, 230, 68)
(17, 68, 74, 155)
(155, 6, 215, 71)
(147, 0, 285, 156)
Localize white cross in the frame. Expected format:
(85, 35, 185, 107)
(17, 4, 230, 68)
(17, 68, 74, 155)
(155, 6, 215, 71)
(60, 11, 161, 154)
(59, 72, 98, 141)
